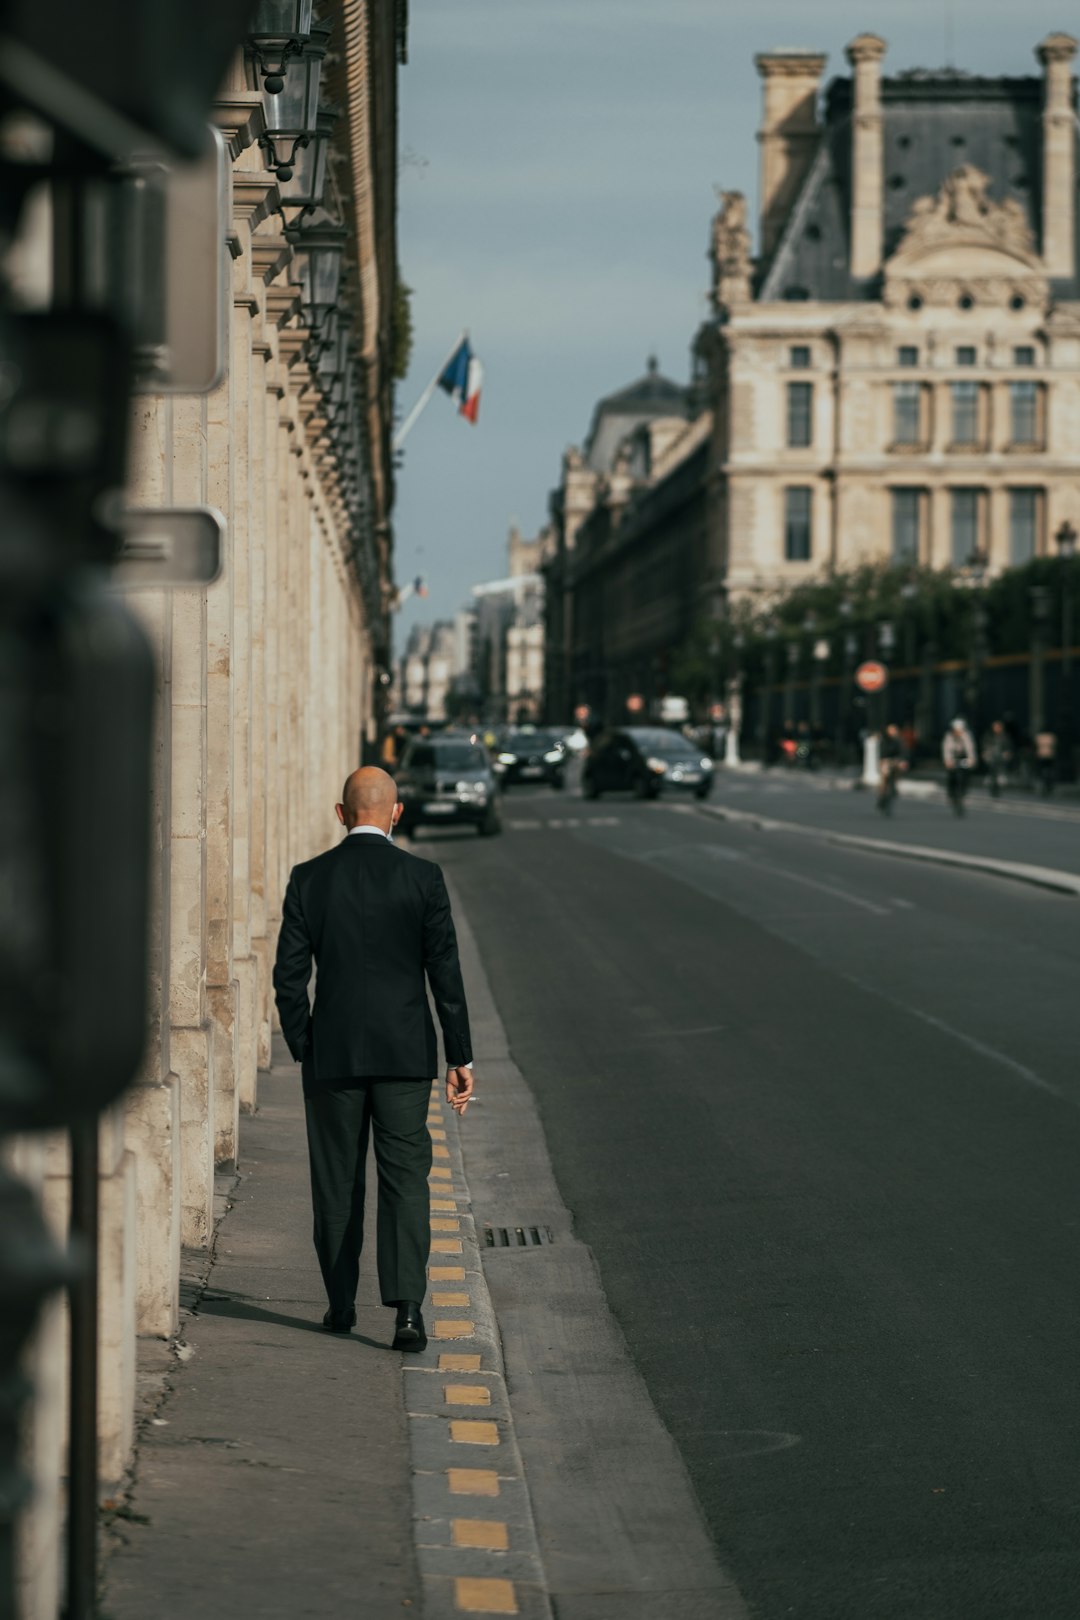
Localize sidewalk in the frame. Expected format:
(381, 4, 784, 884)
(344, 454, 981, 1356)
(103, 1039, 421, 1620)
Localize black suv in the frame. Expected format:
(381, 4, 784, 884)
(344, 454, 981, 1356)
(397, 738, 501, 836)
(581, 727, 714, 800)
(492, 729, 566, 788)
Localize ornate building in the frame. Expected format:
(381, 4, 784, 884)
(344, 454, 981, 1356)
(710, 31, 1080, 600)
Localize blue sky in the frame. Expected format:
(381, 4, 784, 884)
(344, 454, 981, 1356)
(393, 0, 1075, 643)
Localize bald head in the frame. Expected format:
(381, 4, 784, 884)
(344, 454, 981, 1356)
(336, 766, 400, 833)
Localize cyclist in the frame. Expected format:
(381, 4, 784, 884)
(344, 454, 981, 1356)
(877, 723, 908, 815)
(942, 717, 977, 816)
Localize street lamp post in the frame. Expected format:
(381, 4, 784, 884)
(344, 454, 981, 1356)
(1029, 584, 1051, 740)
(725, 631, 745, 766)
(836, 599, 855, 764)
(1055, 520, 1077, 780)
(760, 622, 778, 763)
(877, 618, 896, 735)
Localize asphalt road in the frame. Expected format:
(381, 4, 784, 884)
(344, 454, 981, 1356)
(416, 781, 1080, 1620)
(707, 766, 1080, 876)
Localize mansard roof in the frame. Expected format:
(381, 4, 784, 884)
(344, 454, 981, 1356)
(583, 356, 691, 473)
(758, 69, 1080, 302)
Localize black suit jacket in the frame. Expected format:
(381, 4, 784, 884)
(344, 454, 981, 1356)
(272, 834, 472, 1082)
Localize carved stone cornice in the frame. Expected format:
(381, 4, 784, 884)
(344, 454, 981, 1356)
(250, 225, 292, 286)
(278, 328, 311, 367)
(232, 171, 281, 236)
(265, 280, 302, 327)
(212, 92, 267, 159)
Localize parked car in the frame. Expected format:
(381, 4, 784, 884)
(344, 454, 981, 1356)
(493, 729, 567, 788)
(581, 727, 714, 800)
(397, 737, 501, 836)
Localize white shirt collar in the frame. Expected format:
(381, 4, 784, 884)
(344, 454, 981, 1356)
(348, 824, 391, 840)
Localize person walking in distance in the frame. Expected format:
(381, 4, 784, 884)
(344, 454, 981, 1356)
(877, 722, 908, 815)
(942, 717, 977, 816)
(273, 766, 474, 1351)
(1034, 726, 1058, 796)
(981, 719, 1013, 798)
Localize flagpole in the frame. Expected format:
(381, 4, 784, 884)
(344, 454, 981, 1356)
(392, 331, 468, 452)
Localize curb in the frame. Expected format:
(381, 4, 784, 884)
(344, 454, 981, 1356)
(402, 1085, 554, 1620)
(698, 801, 1080, 898)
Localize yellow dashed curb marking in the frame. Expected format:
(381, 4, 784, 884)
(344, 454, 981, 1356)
(431, 1198, 458, 1212)
(445, 1384, 491, 1406)
(430, 1166, 453, 1179)
(433, 1144, 451, 1159)
(440, 1353, 482, 1372)
(430, 1265, 465, 1282)
(454, 1575, 518, 1614)
(448, 1467, 500, 1496)
(434, 1319, 475, 1339)
(430, 1127, 448, 1140)
(450, 1420, 500, 1446)
(431, 1217, 461, 1232)
(431, 1238, 463, 1254)
(452, 1518, 508, 1551)
(432, 1291, 471, 1308)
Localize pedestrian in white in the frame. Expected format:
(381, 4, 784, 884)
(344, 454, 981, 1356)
(942, 718, 977, 816)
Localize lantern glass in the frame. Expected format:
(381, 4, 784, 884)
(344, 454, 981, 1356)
(263, 34, 325, 134)
(249, 0, 313, 39)
(277, 107, 335, 209)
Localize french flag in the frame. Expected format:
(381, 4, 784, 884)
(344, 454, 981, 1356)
(438, 336, 483, 424)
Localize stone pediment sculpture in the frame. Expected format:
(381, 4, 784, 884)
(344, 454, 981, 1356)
(884, 164, 1047, 309)
(711, 189, 753, 312)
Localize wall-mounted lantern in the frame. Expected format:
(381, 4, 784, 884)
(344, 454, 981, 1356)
(247, 0, 314, 95)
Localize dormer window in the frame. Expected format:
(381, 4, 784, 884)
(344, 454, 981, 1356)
(789, 346, 811, 369)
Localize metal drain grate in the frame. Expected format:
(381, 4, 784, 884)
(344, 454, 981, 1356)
(483, 1224, 554, 1249)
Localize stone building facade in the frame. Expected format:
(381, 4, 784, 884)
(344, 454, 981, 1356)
(12, 7, 399, 1614)
(541, 32, 1080, 728)
(711, 31, 1080, 601)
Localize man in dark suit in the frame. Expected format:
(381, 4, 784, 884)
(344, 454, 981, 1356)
(272, 766, 474, 1351)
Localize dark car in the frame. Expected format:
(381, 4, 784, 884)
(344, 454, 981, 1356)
(492, 729, 567, 788)
(581, 727, 714, 800)
(397, 738, 501, 836)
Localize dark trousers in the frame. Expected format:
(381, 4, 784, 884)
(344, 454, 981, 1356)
(302, 1077, 433, 1312)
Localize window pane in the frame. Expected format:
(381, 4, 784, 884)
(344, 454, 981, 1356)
(891, 489, 920, 562)
(897, 346, 918, 368)
(950, 489, 980, 565)
(1013, 346, 1036, 367)
(955, 346, 976, 367)
(1010, 380, 1038, 443)
(1009, 489, 1038, 563)
(787, 382, 813, 447)
(789, 346, 811, 369)
(893, 381, 921, 445)
(951, 381, 979, 444)
(784, 487, 812, 562)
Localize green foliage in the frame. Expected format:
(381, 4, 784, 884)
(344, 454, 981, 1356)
(391, 272, 414, 382)
(675, 556, 1080, 693)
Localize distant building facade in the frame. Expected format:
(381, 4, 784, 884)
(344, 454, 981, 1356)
(543, 359, 700, 722)
(710, 31, 1080, 601)
(543, 32, 1080, 728)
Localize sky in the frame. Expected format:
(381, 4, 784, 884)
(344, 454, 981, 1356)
(393, 0, 1075, 646)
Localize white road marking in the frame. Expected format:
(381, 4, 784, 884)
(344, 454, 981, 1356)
(744, 857, 892, 916)
(507, 820, 542, 830)
(892, 898, 916, 909)
(842, 976, 1067, 1103)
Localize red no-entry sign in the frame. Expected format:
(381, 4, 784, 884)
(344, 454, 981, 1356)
(855, 660, 888, 694)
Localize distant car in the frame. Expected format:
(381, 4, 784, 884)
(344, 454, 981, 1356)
(581, 727, 714, 800)
(397, 737, 501, 836)
(493, 729, 567, 789)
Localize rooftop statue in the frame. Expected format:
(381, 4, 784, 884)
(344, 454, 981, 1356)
(712, 189, 753, 310)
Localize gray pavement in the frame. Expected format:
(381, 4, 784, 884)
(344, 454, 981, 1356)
(428, 784, 1080, 1620)
(104, 1043, 421, 1620)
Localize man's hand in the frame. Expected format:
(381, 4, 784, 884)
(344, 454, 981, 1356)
(446, 1065, 474, 1115)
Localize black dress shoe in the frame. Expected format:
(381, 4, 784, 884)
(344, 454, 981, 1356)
(392, 1301, 427, 1352)
(323, 1306, 356, 1334)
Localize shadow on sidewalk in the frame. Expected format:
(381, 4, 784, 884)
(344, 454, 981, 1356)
(198, 1292, 389, 1351)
